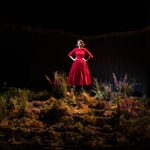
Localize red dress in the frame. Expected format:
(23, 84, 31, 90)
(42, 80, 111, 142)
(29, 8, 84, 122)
(68, 48, 93, 86)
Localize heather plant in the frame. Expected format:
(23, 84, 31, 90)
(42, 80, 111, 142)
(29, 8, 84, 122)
(73, 121, 83, 132)
(0, 87, 30, 119)
(16, 88, 30, 110)
(118, 97, 142, 118)
(66, 88, 77, 106)
(0, 95, 7, 120)
(4, 87, 18, 98)
(41, 100, 68, 123)
(28, 90, 50, 101)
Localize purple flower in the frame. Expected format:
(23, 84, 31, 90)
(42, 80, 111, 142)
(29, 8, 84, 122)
(112, 73, 119, 87)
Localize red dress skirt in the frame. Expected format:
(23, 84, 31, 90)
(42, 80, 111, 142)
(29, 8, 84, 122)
(67, 48, 93, 86)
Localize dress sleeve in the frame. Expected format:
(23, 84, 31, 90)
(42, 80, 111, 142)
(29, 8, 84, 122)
(68, 48, 76, 56)
(85, 48, 93, 58)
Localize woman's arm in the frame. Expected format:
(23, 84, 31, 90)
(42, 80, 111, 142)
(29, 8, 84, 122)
(69, 56, 77, 61)
(85, 48, 93, 58)
(68, 48, 76, 61)
(83, 48, 93, 62)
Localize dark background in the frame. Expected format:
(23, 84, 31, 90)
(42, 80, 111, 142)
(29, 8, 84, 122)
(0, 1, 150, 96)
(0, 1, 149, 35)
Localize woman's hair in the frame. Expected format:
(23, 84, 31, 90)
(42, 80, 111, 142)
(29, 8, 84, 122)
(76, 39, 85, 47)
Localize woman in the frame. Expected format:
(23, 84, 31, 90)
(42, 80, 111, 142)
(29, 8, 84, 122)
(67, 39, 93, 90)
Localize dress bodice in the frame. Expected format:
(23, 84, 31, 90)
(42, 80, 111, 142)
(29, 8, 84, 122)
(68, 48, 93, 59)
(75, 48, 85, 59)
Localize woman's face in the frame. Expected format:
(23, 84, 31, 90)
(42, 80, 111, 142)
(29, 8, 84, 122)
(77, 40, 83, 47)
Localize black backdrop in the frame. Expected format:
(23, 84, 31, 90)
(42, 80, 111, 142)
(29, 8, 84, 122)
(0, 24, 149, 96)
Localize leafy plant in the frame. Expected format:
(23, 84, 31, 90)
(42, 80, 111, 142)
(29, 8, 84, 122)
(102, 83, 113, 100)
(45, 71, 68, 98)
(112, 73, 134, 97)
(91, 77, 104, 100)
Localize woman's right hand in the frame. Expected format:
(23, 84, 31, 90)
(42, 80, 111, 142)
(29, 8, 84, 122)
(69, 56, 76, 61)
(73, 58, 77, 61)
